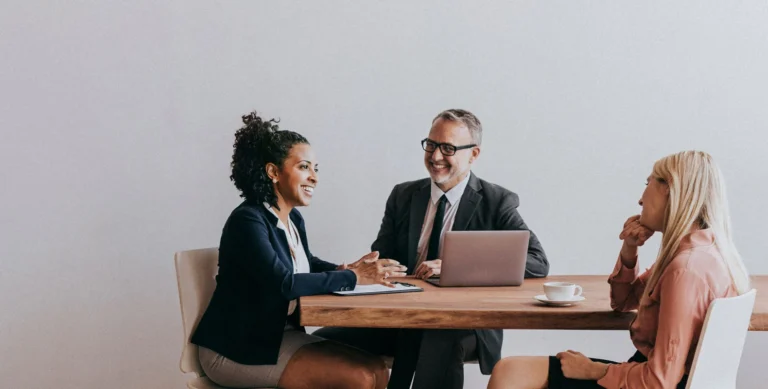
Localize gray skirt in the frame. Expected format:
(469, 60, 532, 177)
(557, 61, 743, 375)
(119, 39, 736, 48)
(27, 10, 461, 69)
(199, 323, 324, 388)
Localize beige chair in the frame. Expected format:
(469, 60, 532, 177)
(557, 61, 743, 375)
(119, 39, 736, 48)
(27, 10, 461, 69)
(174, 247, 473, 387)
(685, 289, 757, 389)
(174, 248, 229, 389)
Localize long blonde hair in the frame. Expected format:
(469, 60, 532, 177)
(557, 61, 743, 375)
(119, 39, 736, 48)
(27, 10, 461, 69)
(641, 151, 750, 304)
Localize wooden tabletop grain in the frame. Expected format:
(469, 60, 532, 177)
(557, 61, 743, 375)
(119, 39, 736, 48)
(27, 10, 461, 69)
(300, 275, 768, 331)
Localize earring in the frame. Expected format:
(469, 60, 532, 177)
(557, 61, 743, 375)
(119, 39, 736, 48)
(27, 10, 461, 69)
(273, 179, 277, 184)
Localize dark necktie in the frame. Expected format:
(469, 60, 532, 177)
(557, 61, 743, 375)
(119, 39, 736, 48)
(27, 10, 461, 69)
(427, 195, 447, 261)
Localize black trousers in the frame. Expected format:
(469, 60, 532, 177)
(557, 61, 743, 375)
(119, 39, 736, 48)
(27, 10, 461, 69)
(312, 327, 478, 389)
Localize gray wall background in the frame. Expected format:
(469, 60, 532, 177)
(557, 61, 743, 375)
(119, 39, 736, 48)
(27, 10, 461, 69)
(1, 1, 766, 388)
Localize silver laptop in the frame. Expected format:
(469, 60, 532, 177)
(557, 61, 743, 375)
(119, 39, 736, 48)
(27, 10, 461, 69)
(426, 230, 530, 287)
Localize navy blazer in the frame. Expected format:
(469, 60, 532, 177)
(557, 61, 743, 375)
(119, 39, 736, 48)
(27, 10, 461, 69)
(191, 201, 357, 365)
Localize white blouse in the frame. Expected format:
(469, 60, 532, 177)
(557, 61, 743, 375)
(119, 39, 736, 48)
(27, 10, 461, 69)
(263, 204, 310, 315)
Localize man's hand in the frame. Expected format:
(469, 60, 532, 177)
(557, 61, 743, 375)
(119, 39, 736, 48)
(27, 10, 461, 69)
(414, 259, 442, 280)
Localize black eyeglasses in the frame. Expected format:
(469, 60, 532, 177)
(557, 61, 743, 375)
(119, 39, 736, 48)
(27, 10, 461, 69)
(421, 138, 477, 156)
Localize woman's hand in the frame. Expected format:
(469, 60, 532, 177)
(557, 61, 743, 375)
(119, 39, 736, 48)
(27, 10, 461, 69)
(350, 253, 408, 287)
(556, 350, 609, 380)
(337, 251, 379, 270)
(618, 215, 654, 268)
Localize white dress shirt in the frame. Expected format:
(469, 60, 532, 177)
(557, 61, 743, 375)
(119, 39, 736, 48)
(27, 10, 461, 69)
(264, 204, 310, 315)
(414, 172, 472, 268)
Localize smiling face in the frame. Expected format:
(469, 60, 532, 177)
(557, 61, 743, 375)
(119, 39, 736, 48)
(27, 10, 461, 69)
(269, 143, 318, 208)
(424, 118, 480, 191)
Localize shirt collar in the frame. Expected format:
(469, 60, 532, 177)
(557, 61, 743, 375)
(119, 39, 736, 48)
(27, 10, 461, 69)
(263, 203, 288, 231)
(430, 172, 471, 206)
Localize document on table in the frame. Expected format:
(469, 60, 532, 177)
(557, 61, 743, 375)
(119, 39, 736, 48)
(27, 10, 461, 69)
(332, 282, 423, 296)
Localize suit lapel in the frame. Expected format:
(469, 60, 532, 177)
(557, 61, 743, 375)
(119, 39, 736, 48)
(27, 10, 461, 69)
(259, 205, 294, 270)
(453, 173, 483, 231)
(407, 182, 431, 272)
(290, 211, 311, 259)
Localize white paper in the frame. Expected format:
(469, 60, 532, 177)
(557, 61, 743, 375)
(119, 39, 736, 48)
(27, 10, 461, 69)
(334, 282, 421, 295)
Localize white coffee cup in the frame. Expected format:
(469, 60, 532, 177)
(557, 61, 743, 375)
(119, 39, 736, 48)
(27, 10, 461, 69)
(543, 282, 583, 301)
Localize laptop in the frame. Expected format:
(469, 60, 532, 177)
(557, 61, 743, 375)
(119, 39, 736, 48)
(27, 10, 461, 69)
(425, 230, 530, 287)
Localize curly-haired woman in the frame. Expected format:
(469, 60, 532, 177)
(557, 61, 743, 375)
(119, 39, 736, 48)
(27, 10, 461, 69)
(192, 111, 406, 388)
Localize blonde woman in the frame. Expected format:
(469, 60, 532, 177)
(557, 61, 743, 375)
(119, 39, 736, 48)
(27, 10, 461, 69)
(487, 151, 751, 389)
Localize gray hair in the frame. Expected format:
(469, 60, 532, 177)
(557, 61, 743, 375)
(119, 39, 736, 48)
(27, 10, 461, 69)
(432, 109, 483, 145)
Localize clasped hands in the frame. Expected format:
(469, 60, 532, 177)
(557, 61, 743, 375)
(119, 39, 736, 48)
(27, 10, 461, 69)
(338, 251, 408, 287)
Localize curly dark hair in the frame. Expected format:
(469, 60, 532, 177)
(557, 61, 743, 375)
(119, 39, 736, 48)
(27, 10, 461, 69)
(230, 111, 309, 208)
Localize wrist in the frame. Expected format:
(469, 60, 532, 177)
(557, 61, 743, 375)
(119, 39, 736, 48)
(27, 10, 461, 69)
(620, 245, 638, 268)
(591, 362, 609, 380)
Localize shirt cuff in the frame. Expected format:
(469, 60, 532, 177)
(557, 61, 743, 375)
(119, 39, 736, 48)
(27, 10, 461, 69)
(596, 363, 622, 389)
(608, 256, 639, 284)
(334, 270, 358, 292)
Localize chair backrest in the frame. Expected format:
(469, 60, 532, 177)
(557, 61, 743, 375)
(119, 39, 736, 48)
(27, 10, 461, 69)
(686, 289, 757, 389)
(174, 248, 220, 376)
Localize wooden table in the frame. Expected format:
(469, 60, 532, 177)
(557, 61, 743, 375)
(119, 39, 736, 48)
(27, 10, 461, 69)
(301, 275, 768, 331)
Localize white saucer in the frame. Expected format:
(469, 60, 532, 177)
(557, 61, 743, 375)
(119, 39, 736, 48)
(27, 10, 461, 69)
(534, 294, 585, 306)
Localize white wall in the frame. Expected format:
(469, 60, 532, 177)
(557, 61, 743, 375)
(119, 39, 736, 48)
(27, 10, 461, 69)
(1, 1, 767, 388)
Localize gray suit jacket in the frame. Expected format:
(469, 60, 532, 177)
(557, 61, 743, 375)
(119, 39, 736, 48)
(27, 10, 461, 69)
(371, 172, 549, 374)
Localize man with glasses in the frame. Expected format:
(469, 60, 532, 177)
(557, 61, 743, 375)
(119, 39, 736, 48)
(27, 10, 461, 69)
(314, 109, 549, 389)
